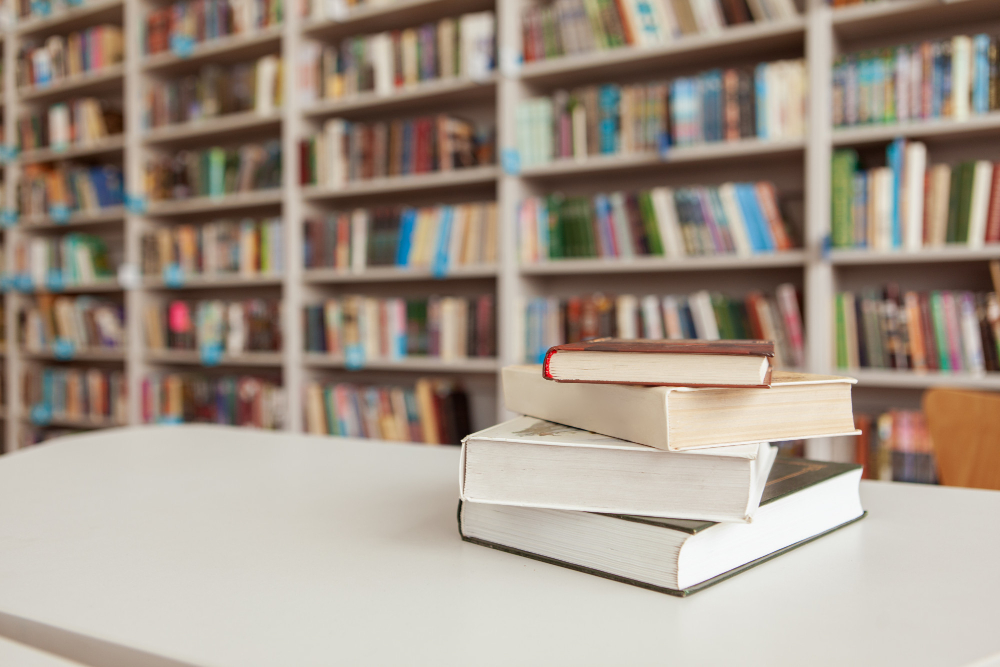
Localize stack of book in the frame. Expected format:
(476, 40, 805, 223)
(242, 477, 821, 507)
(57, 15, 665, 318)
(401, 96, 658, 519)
(144, 0, 281, 55)
(145, 141, 283, 201)
(304, 378, 470, 444)
(459, 341, 865, 596)
(834, 285, 1000, 373)
(140, 218, 284, 279)
(301, 116, 495, 187)
(524, 285, 805, 368)
(18, 26, 125, 89)
(145, 55, 282, 128)
(521, 0, 798, 63)
(833, 34, 1000, 127)
(297, 12, 496, 104)
(518, 182, 796, 262)
(304, 203, 498, 272)
(303, 294, 496, 361)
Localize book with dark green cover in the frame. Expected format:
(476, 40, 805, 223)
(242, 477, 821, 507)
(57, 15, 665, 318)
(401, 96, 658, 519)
(956, 161, 976, 243)
(946, 165, 963, 243)
(459, 457, 865, 597)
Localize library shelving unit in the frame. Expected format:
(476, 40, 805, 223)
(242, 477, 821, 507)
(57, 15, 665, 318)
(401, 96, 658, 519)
(0, 0, 998, 453)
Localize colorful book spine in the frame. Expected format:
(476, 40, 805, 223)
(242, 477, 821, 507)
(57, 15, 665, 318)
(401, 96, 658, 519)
(144, 0, 282, 56)
(145, 141, 283, 201)
(141, 373, 285, 429)
(23, 366, 127, 425)
(22, 295, 125, 352)
(144, 298, 282, 353)
(140, 218, 284, 278)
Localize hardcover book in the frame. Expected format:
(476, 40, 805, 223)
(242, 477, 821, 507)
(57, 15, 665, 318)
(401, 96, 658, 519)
(505, 364, 859, 451)
(543, 337, 775, 387)
(459, 457, 865, 596)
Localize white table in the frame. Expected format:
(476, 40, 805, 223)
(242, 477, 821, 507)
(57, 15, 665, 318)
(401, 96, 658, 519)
(0, 426, 997, 667)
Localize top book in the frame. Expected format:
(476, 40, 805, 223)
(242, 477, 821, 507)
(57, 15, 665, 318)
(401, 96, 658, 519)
(543, 338, 775, 388)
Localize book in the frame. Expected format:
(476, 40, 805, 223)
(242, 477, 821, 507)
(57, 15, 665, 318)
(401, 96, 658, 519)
(543, 338, 774, 387)
(833, 34, 1000, 129)
(517, 182, 796, 262)
(303, 377, 471, 444)
(144, 0, 281, 56)
(145, 298, 281, 353)
(24, 366, 127, 425)
(140, 218, 283, 279)
(524, 286, 804, 369)
(23, 295, 125, 353)
(459, 456, 865, 596)
(503, 364, 859, 451)
(18, 25, 124, 90)
(142, 373, 285, 429)
(14, 234, 114, 288)
(145, 141, 282, 202)
(303, 294, 495, 361)
(19, 163, 125, 220)
(461, 415, 776, 521)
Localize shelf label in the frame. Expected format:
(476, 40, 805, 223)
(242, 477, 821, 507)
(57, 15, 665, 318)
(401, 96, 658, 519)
(51, 142, 68, 154)
(158, 415, 183, 425)
(1, 209, 18, 227)
(50, 203, 70, 224)
(30, 404, 52, 426)
(16, 273, 33, 292)
(501, 148, 521, 175)
(821, 234, 832, 260)
(30, 0, 50, 16)
(499, 47, 522, 79)
(170, 34, 195, 58)
(53, 338, 75, 360)
(125, 193, 147, 214)
(117, 263, 139, 290)
(658, 133, 671, 160)
(345, 343, 365, 370)
(45, 269, 64, 292)
(199, 341, 223, 367)
(163, 263, 185, 288)
(1, 145, 19, 163)
(66, 0, 83, 6)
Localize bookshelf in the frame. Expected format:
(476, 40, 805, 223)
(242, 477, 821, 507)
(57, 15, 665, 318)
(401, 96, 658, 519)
(0, 0, 997, 454)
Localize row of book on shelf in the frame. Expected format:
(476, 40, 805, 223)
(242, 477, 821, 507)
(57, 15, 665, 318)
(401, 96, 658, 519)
(854, 409, 937, 485)
(21, 295, 124, 353)
(18, 25, 124, 89)
(515, 59, 806, 167)
(24, 366, 127, 426)
(140, 218, 284, 279)
(523, 286, 804, 369)
(19, 163, 124, 219)
(297, 12, 495, 104)
(832, 141, 1000, 250)
(146, 141, 282, 201)
(521, 0, 798, 63)
(11, 234, 114, 288)
(304, 378, 469, 444)
(303, 203, 498, 272)
(518, 182, 795, 263)
(303, 294, 496, 361)
(145, 299, 281, 353)
(835, 286, 1000, 373)
(301, 116, 494, 188)
(141, 373, 285, 429)
(145, 55, 282, 128)
(144, 0, 282, 55)
(19, 98, 123, 152)
(833, 34, 1000, 128)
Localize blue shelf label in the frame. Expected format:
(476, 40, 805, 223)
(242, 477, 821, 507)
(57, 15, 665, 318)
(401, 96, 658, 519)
(501, 148, 521, 175)
(163, 263, 185, 288)
(658, 133, 671, 160)
(66, 0, 83, 6)
(0, 274, 9, 292)
(16, 274, 33, 292)
(1, 209, 18, 227)
(822, 233, 832, 260)
(46, 269, 64, 292)
(158, 415, 183, 425)
(170, 34, 195, 58)
(50, 203, 70, 224)
(345, 343, 365, 370)
(51, 142, 68, 154)
(125, 193, 147, 214)
(199, 342, 223, 367)
(30, 404, 51, 426)
(30, 0, 51, 16)
(53, 338, 75, 360)
(1, 145, 20, 163)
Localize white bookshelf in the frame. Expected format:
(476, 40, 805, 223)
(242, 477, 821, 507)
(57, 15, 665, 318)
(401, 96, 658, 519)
(1, 0, 999, 453)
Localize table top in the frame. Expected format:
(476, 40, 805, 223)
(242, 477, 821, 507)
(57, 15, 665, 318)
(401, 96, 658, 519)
(0, 426, 997, 667)
(0, 636, 85, 667)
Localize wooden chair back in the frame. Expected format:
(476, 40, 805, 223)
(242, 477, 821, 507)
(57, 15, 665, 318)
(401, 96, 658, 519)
(923, 388, 1000, 490)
